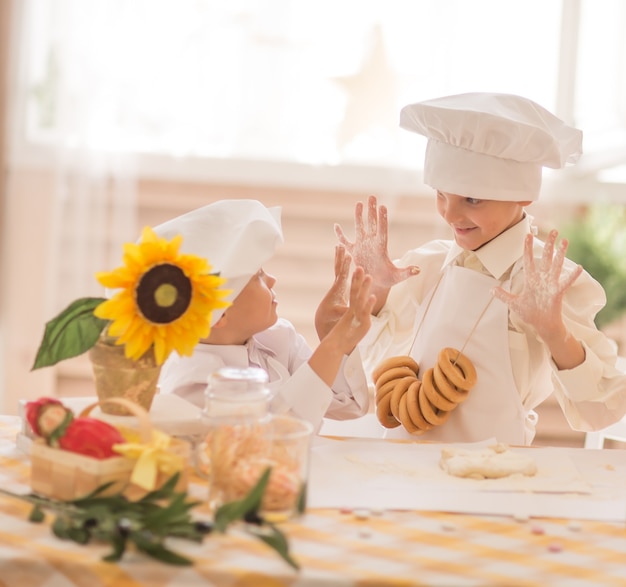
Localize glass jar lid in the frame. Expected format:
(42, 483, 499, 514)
(204, 366, 272, 420)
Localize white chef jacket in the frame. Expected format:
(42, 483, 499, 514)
(159, 317, 369, 430)
(360, 215, 626, 442)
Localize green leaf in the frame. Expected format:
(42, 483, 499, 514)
(47, 411, 75, 446)
(213, 468, 271, 533)
(29, 505, 45, 523)
(132, 532, 193, 566)
(137, 473, 180, 502)
(296, 482, 307, 515)
(163, 523, 206, 542)
(32, 297, 109, 369)
(247, 525, 300, 570)
(52, 516, 69, 539)
(67, 526, 91, 545)
(143, 492, 191, 528)
(71, 480, 120, 502)
(103, 534, 127, 562)
(560, 205, 626, 329)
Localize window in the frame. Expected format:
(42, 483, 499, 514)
(12, 0, 626, 185)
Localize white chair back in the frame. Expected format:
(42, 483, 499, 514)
(584, 356, 626, 449)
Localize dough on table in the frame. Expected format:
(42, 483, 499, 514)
(440, 443, 538, 479)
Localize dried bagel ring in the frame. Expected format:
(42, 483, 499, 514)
(398, 393, 427, 435)
(375, 366, 418, 391)
(433, 363, 470, 404)
(438, 348, 477, 390)
(389, 376, 415, 420)
(418, 372, 452, 426)
(375, 375, 409, 405)
(403, 379, 433, 432)
(372, 355, 419, 383)
(376, 388, 401, 428)
(422, 368, 458, 411)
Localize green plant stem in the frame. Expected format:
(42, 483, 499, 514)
(0, 469, 299, 569)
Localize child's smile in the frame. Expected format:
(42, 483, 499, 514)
(437, 191, 530, 251)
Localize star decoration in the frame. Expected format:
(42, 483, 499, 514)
(332, 24, 400, 150)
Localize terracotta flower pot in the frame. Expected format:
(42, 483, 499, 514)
(88, 335, 161, 416)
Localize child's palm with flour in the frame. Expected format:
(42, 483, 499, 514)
(493, 230, 583, 337)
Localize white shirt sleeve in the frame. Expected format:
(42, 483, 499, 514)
(510, 262, 626, 431)
(262, 319, 370, 429)
(158, 318, 370, 431)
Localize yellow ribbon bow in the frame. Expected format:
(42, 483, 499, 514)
(113, 428, 184, 491)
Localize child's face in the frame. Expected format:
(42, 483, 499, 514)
(225, 268, 278, 337)
(436, 191, 531, 251)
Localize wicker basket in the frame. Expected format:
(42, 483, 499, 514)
(30, 398, 191, 501)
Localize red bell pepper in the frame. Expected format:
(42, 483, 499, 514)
(25, 397, 125, 460)
(57, 417, 125, 459)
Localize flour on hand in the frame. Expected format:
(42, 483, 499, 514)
(440, 443, 538, 479)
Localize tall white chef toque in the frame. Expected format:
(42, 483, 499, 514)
(399, 92, 583, 201)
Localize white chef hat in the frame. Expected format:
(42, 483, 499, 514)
(153, 199, 283, 325)
(399, 92, 583, 201)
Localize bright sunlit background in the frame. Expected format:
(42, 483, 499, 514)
(11, 0, 626, 180)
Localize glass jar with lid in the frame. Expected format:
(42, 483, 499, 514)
(198, 367, 271, 507)
(199, 366, 313, 521)
(203, 366, 272, 424)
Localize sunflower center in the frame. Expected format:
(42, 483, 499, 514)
(136, 264, 192, 324)
(154, 283, 178, 307)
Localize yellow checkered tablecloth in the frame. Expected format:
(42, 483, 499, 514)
(1, 415, 626, 587)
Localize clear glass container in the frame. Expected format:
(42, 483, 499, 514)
(199, 366, 312, 521)
(198, 367, 271, 505)
(202, 366, 272, 424)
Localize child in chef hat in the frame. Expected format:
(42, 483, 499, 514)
(322, 92, 626, 445)
(155, 199, 374, 430)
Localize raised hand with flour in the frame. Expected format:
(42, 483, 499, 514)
(493, 229, 585, 371)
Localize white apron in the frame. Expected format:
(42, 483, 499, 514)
(383, 264, 527, 444)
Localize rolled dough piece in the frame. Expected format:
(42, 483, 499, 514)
(440, 443, 538, 479)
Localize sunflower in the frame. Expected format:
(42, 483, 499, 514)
(94, 226, 231, 365)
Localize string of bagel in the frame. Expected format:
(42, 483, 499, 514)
(371, 270, 499, 434)
(372, 349, 477, 434)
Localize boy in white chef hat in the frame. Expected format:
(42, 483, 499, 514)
(324, 92, 626, 445)
(156, 199, 374, 430)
